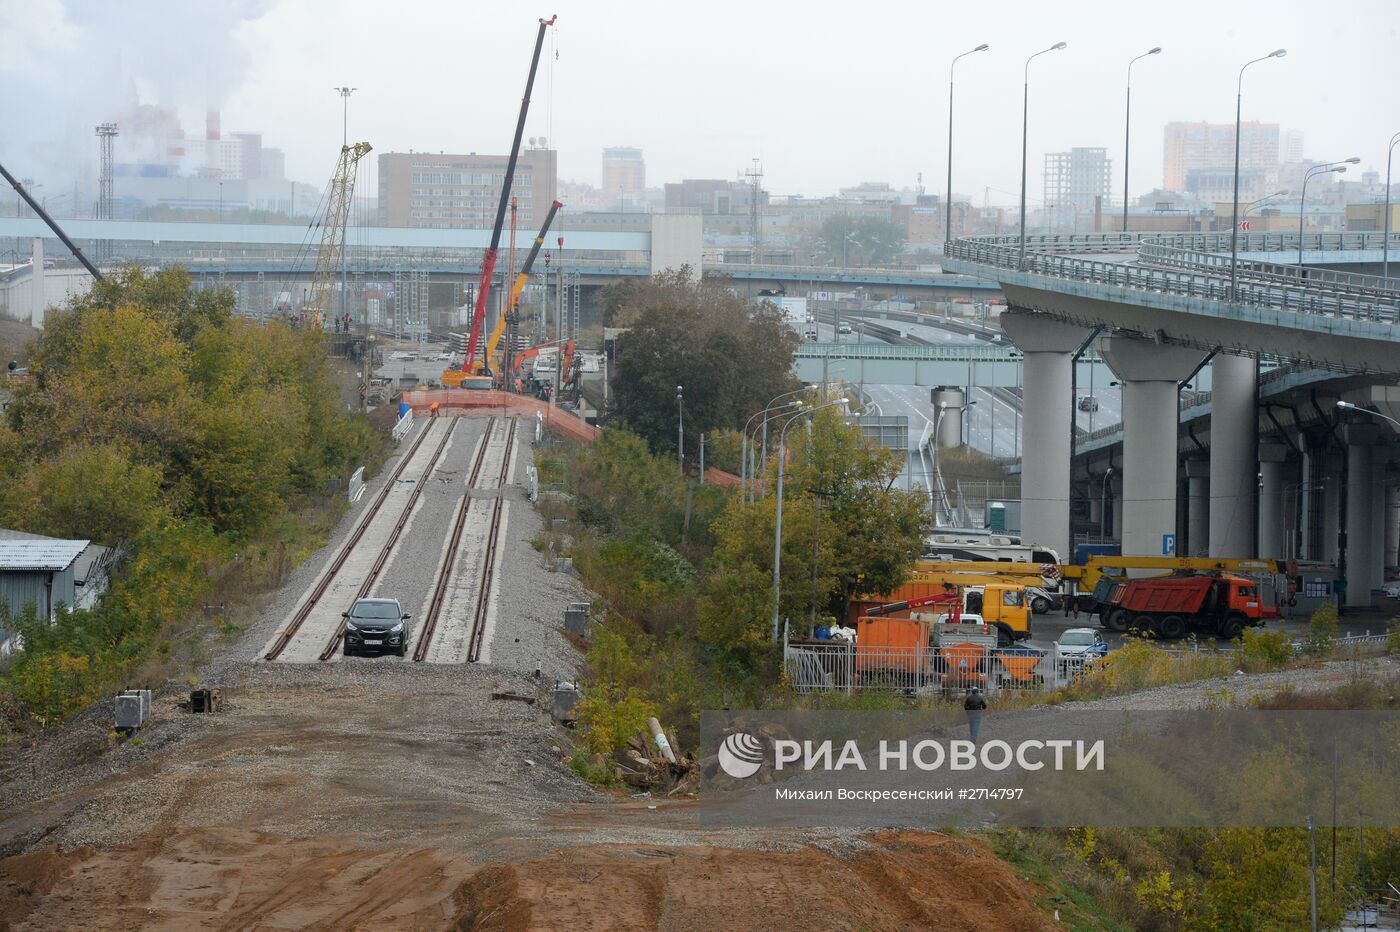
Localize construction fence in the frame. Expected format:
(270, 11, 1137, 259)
(784, 640, 1093, 697)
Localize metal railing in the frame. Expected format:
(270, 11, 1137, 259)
(794, 342, 1023, 360)
(783, 640, 1093, 695)
(391, 409, 414, 441)
(946, 237, 1400, 324)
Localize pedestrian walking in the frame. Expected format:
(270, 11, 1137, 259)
(964, 688, 987, 744)
(1063, 593, 1079, 620)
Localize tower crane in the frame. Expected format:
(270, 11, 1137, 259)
(307, 141, 372, 324)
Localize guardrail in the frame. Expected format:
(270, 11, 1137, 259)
(946, 237, 1400, 324)
(794, 342, 1023, 360)
(392, 409, 414, 441)
(347, 466, 366, 503)
(783, 639, 1092, 695)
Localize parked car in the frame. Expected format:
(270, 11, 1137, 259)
(1054, 628, 1109, 662)
(1077, 396, 1100, 413)
(1380, 580, 1400, 600)
(342, 597, 410, 657)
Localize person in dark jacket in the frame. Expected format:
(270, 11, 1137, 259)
(964, 688, 988, 744)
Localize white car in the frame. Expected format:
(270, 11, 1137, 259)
(1054, 628, 1109, 662)
(1381, 581, 1400, 600)
(837, 323, 854, 335)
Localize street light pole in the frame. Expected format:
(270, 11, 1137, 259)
(1298, 159, 1357, 266)
(1229, 49, 1286, 299)
(1383, 131, 1400, 280)
(743, 398, 803, 502)
(1122, 47, 1162, 233)
(677, 385, 685, 475)
(771, 400, 845, 642)
(1338, 400, 1400, 431)
(1019, 42, 1067, 270)
(946, 43, 990, 246)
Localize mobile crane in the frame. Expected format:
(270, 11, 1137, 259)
(443, 14, 557, 389)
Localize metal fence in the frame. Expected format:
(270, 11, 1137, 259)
(784, 640, 1093, 696)
(391, 409, 414, 441)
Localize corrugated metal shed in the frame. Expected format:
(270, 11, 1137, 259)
(0, 530, 91, 629)
(0, 539, 89, 571)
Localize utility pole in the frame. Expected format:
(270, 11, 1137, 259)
(746, 159, 763, 261)
(677, 385, 685, 474)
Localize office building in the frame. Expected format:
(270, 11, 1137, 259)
(1163, 121, 1279, 202)
(601, 147, 645, 209)
(1044, 148, 1113, 228)
(377, 148, 558, 228)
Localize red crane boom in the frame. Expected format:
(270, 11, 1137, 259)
(462, 15, 557, 373)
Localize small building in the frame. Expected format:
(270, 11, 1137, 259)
(0, 530, 116, 647)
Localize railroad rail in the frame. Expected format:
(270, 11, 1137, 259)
(413, 415, 499, 661)
(262, 418, 439, 661)
(467, 416, 518, 663)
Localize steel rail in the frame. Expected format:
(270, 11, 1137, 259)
(316, 416, 461, 661)
(262, 419, 437, 661)
(466, 417, 517, 663)
(413, 416, 498, 662)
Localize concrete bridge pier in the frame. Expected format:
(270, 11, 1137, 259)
(1257, 444, 1289, 560)
(1343, 424, 1383, 607)
(999, 310, 1093, 560)
(1099, 337, 1206, 558)
(1209, 354, 1258, 557)
(1185, 458, 1209, 556)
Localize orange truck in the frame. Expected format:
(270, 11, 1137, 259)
(1097, 573, 1278, 639)
(852, 616, 1041, 691)
(851, 581, 1032, 646)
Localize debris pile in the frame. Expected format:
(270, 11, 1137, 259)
(607, 718, 697, 794)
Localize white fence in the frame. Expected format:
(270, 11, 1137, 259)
(347, 466, 366, 503)
(784, 640, 1092, 696)
(1157, 631, 1392, 657)
(392, 409, 414, 441)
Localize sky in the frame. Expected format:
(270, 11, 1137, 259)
(2, 0, 1398, 209)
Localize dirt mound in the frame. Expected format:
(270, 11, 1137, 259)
(0, 845, 91, 931)
(453, 831, 1054, 931)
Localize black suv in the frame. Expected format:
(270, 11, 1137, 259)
(342, 598, 410, 657)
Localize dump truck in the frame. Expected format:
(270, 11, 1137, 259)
(1096, 573, 1278, 639)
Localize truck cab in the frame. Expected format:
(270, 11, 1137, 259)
(910, 583, 1030, 646)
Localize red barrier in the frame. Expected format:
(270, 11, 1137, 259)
(400, 390, 742, 487)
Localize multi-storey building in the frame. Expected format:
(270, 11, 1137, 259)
(1163, 121, 1280, 201)
(377, 148, 558, 229)
(601, 147, 645, 209)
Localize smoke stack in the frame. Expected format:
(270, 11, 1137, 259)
(206, 111, 220, 141)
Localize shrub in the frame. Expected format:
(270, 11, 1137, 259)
(1301, 601, 1339, 657)
(574, 691, 659, 755)
(1237, 627, 1295, 670)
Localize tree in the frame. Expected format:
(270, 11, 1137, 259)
(810, 215, 907, 267)
(697, 407, 932, 658)
(606, 269, 800, 454)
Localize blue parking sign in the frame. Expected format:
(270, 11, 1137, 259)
(1162, 533, 1176, 556)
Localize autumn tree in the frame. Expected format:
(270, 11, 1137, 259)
(604, 269, 800, 455)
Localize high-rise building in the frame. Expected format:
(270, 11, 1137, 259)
(1282, 128, 1305, 163)
(377, 149, 558, 228)
(1043, 148, 1112, 223)
(601, 147, 645, 209)
(1163, 121, 1279, 201)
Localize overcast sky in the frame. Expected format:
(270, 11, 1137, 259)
(3, 0, 1397, 208)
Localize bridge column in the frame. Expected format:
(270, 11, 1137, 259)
(1098, 337, 1206, 558)
(30, 237, 45, 329)
(1322, 453, 1342, 565)
(1343, 425, 1383, 608)
(1185, 458, 1209, 557)
(998, 310, 1093, 561)
(1386, 485, 1400, 572)
(1209, 354, 1258, 557)
(1257, 444, 1289, 559)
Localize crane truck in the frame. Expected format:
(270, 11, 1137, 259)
(443, 15, 557, 390)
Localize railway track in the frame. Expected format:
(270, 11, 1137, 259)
(412, 416, 498, 661)
(466, 416, 517, 663)
(262, 416, 458, 662)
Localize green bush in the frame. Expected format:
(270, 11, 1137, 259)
(1302, 601, 1339, 657)
(1237, 627, 1295, 670)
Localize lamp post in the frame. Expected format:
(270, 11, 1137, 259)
(1383, 131, 1400, 279)
(1244, 189, 1288, 217)
(1338, 400, 1400, 430)
(1019, 42, 1067, 270)
(743, 398, 803, 501)
(676, 384, 685, 475)
(1229, 49, 1286, 298)
(1122, 46, 1162, 233)
(771, 400, 846, 641)
(946, 43, 990, 245)
(1299, 159, 1358, 266)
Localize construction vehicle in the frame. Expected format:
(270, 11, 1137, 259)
(0, 163, 102, 280)
(307, 141, 372, 325)
(853, 613, 1040, 692)
(852, 580, 1031, 646)
(449, 198, 564, 389)
(1095, 574, 1278, 639)
(445, 15, 557, 389)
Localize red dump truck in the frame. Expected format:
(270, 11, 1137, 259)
(1099, 573, 1277, 640)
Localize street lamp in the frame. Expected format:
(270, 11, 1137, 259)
(1383, 131, 1400, 280)
(1122, 46, 1162, 234)
(743, 397, 804, 501)
(1229, 49, 1286, 299)
(677, 385, 685, 474)
(771, 399, 846, 642)
(1337, 400, 1400, 430)
(333, 86, 357, 146)
(1019, 41, 1067, 270)
(1299, 159, 1358, 265)
(1244, 189, 1288, 217)
(946, 43, 990, 246)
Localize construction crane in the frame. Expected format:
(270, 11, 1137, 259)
(307, 141, 372, 324)
(451, 15, 557, 386)
(0, 161, 102, 280)
(448, 198, 563, 388)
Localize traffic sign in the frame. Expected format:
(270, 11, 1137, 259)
(1162, 533, 1176, 556)
(1238, 220, 1251, 231)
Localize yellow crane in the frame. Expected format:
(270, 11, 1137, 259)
(307, 141, 372, 324)
(912, 555, 1298, 594)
